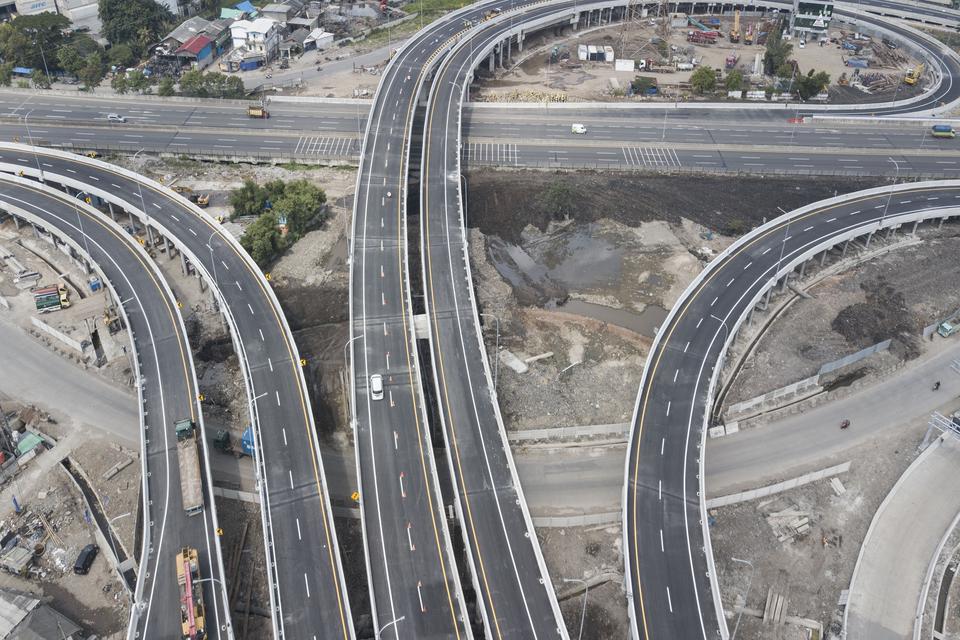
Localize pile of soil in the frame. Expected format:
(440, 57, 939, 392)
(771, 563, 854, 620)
(466, 171, 889, 243)
(832, 275, 921, 359)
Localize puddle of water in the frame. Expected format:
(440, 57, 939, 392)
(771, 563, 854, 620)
(555, 299, 668, 338)
(542, 224, 622, 289)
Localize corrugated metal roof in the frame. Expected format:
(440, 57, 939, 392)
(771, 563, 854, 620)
(0, 589, 38, 636)
(177, 34, 213, 56)
(15, 433, 42, 457)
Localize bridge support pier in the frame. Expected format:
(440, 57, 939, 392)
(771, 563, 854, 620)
(939, 217, 946, 230)
(180, 251, 188, 275)
(517, 30, 523, 52)
(912, 220, 920, 235)
(864, 231, 874, 249)
(165, 236, 176, 259)
(820, 249, 828, 266)
(763, 286, 773, 309)
(505, 36, 511, 65)
(107, 201, 117, 222)
(780, 273, 789, 293)
(842, 239, 851, 257)
(799, 259, 808, 279)
(488, 51, 495, 72)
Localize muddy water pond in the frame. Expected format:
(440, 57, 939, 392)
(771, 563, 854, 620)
(486, 222, 667, 337)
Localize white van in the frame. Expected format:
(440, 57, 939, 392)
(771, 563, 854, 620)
(571, 123, 587, 134)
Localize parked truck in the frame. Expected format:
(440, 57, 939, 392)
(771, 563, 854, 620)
(931, 124, 956, 139)
(175, 419, 204, 517)
(176, 546, 207, 640)
(33, 284, 70, 312)
(247, 105, 269, 118)
(938, 319, 960, 337)
(213, 426, 254, 457)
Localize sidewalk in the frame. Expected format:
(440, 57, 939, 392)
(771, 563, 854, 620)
(845, 436, 960, 640)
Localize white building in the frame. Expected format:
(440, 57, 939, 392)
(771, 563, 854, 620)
(790, 0, 834, 39)
(230, 17, 281, 62)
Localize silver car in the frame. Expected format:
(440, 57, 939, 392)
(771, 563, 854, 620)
(370, 374, 383, 400)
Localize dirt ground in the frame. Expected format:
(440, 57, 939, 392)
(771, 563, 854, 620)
(0, 453, 130, 639)
(540, 524, 628, 639)
(475, 17, 919, 103)
(466, 170, 890, 431)
(214, 497, 272, 639)
(711, 415, 928, 640)
(725, 230, 960, 405)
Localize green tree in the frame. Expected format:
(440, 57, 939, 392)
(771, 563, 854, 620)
(776, 62, 795, 80)
(763, 28, 793, 76)
(107, 43, 136, 69)
(725, 68, 744, 92)
(240, 212, 284, 265)
(539, 179, 578, 220)
(58, 46, 86, 78)
(98, 0, 172, 53)
(230, 179, 269, 218)
(272, 180, 327, 238)
(690, 65, 717, 94)
(178, 69, 206, 97)
(157, 76, 175, 96)
(79, 53, 105, 90)
(794, 69, 831, 99)
(9, 14, 69, 70)
(111, 73, 129, 94)
(0, 63, 12, 87)
(127, 69, 150, 93)
(31, 69, 51, 89)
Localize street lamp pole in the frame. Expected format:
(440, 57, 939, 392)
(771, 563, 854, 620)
(881, 156, 901, 227)
(23, 109, 44, 183)
(378, 615, 406, 637)
(207, 229, 219, 287)
(775, 205, 791, 278)
(343, 334, 362, 423)
(562, 577, 589, 640)
(479, 312, 500, 387)
(730, 557, 755, 640)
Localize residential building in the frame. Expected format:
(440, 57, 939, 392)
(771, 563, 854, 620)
(261, 2, 295, 23)
(176, 34, 215, 69)
(0, 588, 83, 640)
(304, 28, 334, 51)
(288, 15, 319, 31)
(790, 0, 834, 39)
(279, 28, 309, 58)
(230, 17, 282, 63)
(162, 16, 212, 51)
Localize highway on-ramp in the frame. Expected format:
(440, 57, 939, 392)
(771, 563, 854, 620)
(624, 182, 960, 638)
(0, 175, 230, 639)
(0, 146, 354, 640)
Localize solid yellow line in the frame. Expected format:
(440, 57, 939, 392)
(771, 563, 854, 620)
(423, 52, 506, 640)
(629, 184, 954, 638)
(53, 156, 353, 637)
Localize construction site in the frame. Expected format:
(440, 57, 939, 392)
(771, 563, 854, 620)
(473, 8, 927, 103)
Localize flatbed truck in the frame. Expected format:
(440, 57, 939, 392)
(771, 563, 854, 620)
(175, 419, 204, 517)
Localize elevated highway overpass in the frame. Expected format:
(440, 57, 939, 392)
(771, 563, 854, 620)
(0, 145, 354, 640)
(0, 175, 231, 639)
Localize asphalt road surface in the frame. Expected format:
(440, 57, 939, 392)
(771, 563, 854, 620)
(625, 182, 960, 638)
(0, 177, 230, 639)
(0, 148, 354, 640)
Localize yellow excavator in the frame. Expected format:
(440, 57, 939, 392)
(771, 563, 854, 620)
(904, 63, 924, 85)
(729, 10, 741, 43)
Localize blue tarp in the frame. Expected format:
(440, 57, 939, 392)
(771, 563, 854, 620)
(12, 67, 31, 76)
(234, 1, 256, 14)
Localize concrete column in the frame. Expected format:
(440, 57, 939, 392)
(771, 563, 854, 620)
(107, 201, 117, 222)
(780, 273, 789, 293)
(505, 37, 511, 65)
(166, 237, 175, 258)
(12, 215, 20, 230)
(488, 51, 495, 72)
(145, 224, 154, 246)
(939, 217, 945, 230)
(912, 221, 919, 235)
(764, 286, 773, 308)
(747, 308, 754, 326)
(517, 31, 524, 52)
(886, 227, 895, 238)
(198, 275, 206, 292)
(842, 239, 850, 257)
(799, 260, 807, 279)
(820, 249, 828, 267)
(864, 231, 874, 249)
(180, 252, 188, 275)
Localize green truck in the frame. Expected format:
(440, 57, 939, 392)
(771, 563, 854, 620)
(175, 419, 204, 517)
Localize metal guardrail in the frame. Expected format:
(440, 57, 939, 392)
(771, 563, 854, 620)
(0, 180, 226, 638)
